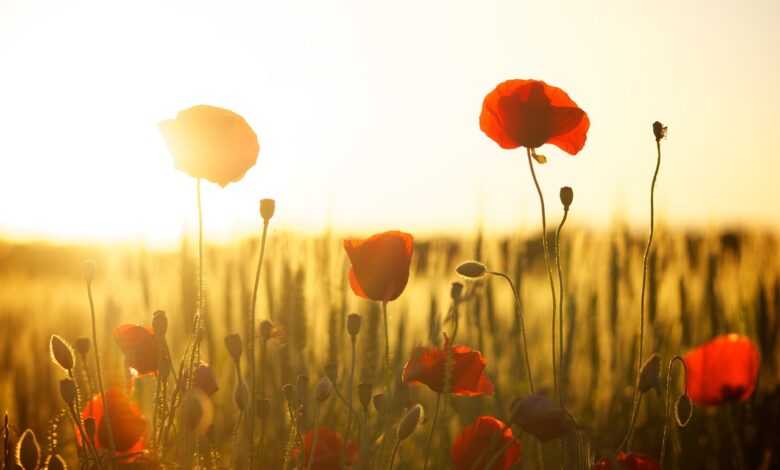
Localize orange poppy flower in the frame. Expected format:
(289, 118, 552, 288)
(402, 339, 494, 396)
(480, 79, 589, 155)
(592, 452, 660, 470)
(451, 416, 521, 470)
(684, 334, 760, 406)
(343, 231, 414, 302)
(159, 105, 259, 187)
(80, 387, 147, 454)
(113, 325, 159, 376)
(291, 427, 358, 470)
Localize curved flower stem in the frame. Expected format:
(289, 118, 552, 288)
(555, 209, 569, 406)
(660, 356, 687, 464)
(622, 138, 662, 451)
(421, 393, 442, 470)
(306, 403, 321, 470)
(387, 438, 401, 470)
(489, 271, 535, 393)
(526, 148, 558, 396)
(249, 219, 270, 468)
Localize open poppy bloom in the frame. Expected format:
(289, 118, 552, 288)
(402, 338, 494, 396)
(159, 105, 259, 187)
(291, 427, 358, 470)
(592, 452, 661, 470)
(480, 79, 589, 155)
(684, 334, 760, 406)
(343, 231, 413, 302)
(114, 325, 159, 376)
(80, 387, 147, 455)
(451, 416, 521, 470)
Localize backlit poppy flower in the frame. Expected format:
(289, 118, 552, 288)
(159, 105, 259, 187)
(592, 452, 661, 470)
(480, 79, 589, 155)
(80, 387, 146, 454)
(684, 334, 760, 406)
(114, 325, 159, 376)
(291, 427, 358, 470)
(402, 338, 494, 396)
(343, 231, 414, 302)
(451, 416, 521, 470)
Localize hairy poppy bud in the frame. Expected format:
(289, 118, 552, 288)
(257, 398, 271, 419)
(224, 334, 242, 362)
(16, 429, 40, 470)
(456, 261, 487, 279)
(675, 394, 693, 428)
(83, 260, 96, 283)
(653, 121, 667, 141)
(396, 404, 423, 441)
(59, 379, 77, 406)
(50, 335, 75, 371)
(260, 198, 276, 222)
(358, 383, 372, 410)
(560, 186, 574, 210)
(44, 455, 67, 470)
(235, 382, 249, 411)
(373, 393, 385, 414)
(282, 384, 296, 403)
(152, 310, 168, 337)
(74, 337, 91, 357)
(259, 320, 274, 341)
(638, 354, 661, 393)
(347, 313, 362, 337)
(315, 377, 332, 403)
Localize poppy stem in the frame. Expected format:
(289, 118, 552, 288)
(387, 437, 401, 470)
(526, 148, 558, 397)
(381, 301, 390, 379)
(306, 404, 321, 470)
(726, 404, 746, 470)
(421, 393, 442, 470)
(249, 218, 270, 468)
(555, 208, 569, 406)
(660, 356, 686, 464)
(343, 335, 357, 468)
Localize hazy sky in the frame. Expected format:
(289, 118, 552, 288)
(0, 0, 778, 244)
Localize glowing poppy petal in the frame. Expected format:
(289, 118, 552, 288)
(291, 427, 357, 470)
(80, 388, 146, 454)
(684, 334, 760, 406)
(402, 343, 494, 396)
(451, 416, 521, 470)
(113, 325, 159, 375)
(343, 231, 413, 302)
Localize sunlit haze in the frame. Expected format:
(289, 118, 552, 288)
(1, 0, 778, 245)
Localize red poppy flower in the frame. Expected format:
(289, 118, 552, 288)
(114, 325, 159, 376)
(480, 79, 589, 155)
(80, 387, 147, 454)
(402, 339, 494, 396)
(291, 427, 358, 470)
(193, 362, 219, 396)
(592, 452, 661, 470)
(451, 416, 521, 470)
(684, 334, 760, 406)
(343, 231, 414, 302)
(159, 105, 259, 187)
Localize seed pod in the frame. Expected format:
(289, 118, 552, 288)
(675, 394, 693, 428)
(282, 384, 296, 404)
(396, 404, 423, 441)
(450, 282, 464, 302)
(347, 314, 362, 337)
(224, 334, 243, 362)
(83, 260, 96, 283)
(358, 383, 373, 410)
(59, 379, 77, 406)
(50, 335, 75, 372)
(234, 381, 249, 411)
(455, 261, 487, 279)
(653, 121, 667, 141)
(315, 377, 332, 403)
(638, 354, 661, 393)
(16, 429, 40, 470)
(74, 337, 91, 357)
(560, 186, 574, 210)
(260, 198, 276, 222)
(44, 454, 67, 470)
(373, 393, 385, 414)
(152, 310, 168, 337)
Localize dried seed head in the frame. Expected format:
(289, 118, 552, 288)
(235, 381, 249, 411)
(653, 121, 667, 141)
(358, 383, 373, 410)
(259, 320, 274, 341)
(83, 260, 96, 283)
(456, 261, 487, 279)
(256, 398, 271, 419)
(372, 393, 385, 414)
(59, 378, 77, 406)
(282, 384, 296, 403)
(638, 354, 661, 393)
(450, 282, 464, 301)
(396, 404, 423, 441)
(44, 454, 67, 470)
(16, 429, 40, 470)
(315, 376, 332, 403)
(50, 335, 75, 371)
(559, 186, 574, 210)
(181, 389, 213, 436)
(83, 418, 96, 445)
(675, 394, 693, 428)
(224, 334, 243, 362)
(347, 313, 362, 337)
(260, 198, 276, 222)
(152, 310, 168, 337)
(74, 337, 91, 356)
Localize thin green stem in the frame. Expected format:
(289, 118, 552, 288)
(306, 405, 321, 470)
(555, 209, 569, 406)
(527, 148, 558, 396)
(660, 356, 686, 464)
(249, 220, 270, 469)
(343, 336, 357, 469)
(387, 438, 401, 470)
(381, 301, 390, 378)
(196, 177, 204, 321)
(421, 393, 442, 470)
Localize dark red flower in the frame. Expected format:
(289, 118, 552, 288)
(113, 325, 159, 375)
(291, 427, 358, 470)
(592, 452, 661, 470)
(80, 387, 146, 454)
(159, 105, 259, 187)
(684, 334, 760, 406)
(344, 231, 413, 302)
(451, 416, 521, 470)
(480, 79, 589, 155)
(402, 339, 494, 396)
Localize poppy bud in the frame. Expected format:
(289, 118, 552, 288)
(315, 377, 332, 403)
(59, 379, 77, 406)
(260, 198, 276, 222)
(259, 320, 274, 341)
(450, 282, 464, 302)
(83, 260, 96, 283)
(653, 121, 667, 141)
(373, 393, 385, 414)
(224, 334, 243, 362)
(675, 394, 693, 428)
(16, 429, 40, 470)
(510, 393, 573, 442)
(559, 186, 574, 210)
(152, 310, 168, 337)
(256, 398, 271, 419)
(83, 418, 96, 445)
(50, 335, 75, 372)
(74, 337, 91, 357)
(358, 383, 372, 410)
(282, 384, 296, 404)
(347, 313, 362, 337)
(44, 454, 67, 470)
(234, 381, 249, 411)
(638, 354, 661, 393)
(456, 261, 487, 279)
(396, 404, 423, 441)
